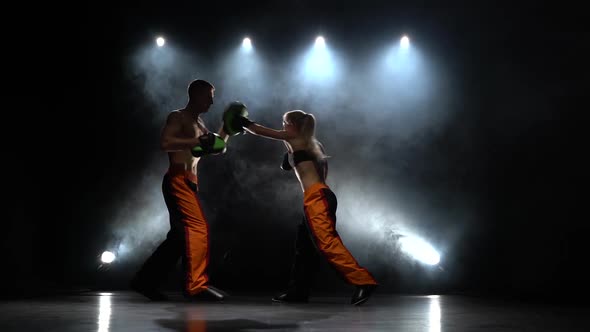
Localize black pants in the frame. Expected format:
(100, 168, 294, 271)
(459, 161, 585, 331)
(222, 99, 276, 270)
(132, 173, 203, 292)
(286, 188, 338, 296)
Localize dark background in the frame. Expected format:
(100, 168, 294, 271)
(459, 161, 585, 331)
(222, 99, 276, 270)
(3, 1, 585, 300)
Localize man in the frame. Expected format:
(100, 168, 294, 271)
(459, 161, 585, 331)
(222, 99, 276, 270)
(131, 79, 229, 301)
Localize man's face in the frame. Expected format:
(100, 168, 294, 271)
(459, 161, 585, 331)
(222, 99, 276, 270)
(195, 88, 214, 113)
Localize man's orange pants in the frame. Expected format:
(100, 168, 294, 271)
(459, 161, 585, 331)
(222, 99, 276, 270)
(132, 165, 210, 296)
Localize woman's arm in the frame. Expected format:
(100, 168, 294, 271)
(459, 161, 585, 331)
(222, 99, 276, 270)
(244, 123, 298, 141)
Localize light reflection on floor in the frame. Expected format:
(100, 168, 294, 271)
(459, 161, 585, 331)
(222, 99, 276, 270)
(0, 292, 588, 332)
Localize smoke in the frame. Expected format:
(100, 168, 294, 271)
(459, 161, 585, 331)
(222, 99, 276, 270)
(127, 44, 213, 126)
(113, 37, 473, 282)
(106, 156, 169, 263)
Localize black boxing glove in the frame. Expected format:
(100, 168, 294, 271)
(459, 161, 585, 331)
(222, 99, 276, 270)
(281, 153, 293, 171)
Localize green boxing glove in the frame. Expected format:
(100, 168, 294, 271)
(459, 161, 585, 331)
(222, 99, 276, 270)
(223, 101, 254, 136)
(191, 132, 227, 157)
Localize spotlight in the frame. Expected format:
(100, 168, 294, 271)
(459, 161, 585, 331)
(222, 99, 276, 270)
(400, 35, 410, 48)
(242, 37, 252, 49)
(399, 236, 440, 265)
(156, 36, 165, 47)
(315, 36, 326, 48)
(100, 251, 116, 264)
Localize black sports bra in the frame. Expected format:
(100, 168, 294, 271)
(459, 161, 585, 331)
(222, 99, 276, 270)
(281, 150, 328, 182)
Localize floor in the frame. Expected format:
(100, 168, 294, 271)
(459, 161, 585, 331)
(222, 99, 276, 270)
(1, 291, 588, 331)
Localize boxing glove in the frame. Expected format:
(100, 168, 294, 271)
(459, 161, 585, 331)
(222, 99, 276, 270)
(223, 101, 251, 136)
(192, 132, 226, 157)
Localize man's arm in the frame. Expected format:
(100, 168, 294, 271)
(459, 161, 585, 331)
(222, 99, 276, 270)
(160, 112, 200, 151)
(217, 122, 229, 143)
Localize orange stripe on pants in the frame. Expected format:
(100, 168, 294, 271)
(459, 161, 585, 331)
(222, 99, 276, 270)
(165, 167, 210, 295)
(303, 182, 378, 286)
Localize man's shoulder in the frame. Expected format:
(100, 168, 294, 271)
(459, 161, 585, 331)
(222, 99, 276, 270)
(169, 109, 184, 115)
(165, 109, 184, 121)
(197, 116, 207, 127)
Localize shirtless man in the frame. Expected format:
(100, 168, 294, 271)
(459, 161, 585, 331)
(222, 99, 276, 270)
(131, 79, 229, 301)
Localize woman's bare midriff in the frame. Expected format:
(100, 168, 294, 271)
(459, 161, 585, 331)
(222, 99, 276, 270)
(294, 160, 324, 192)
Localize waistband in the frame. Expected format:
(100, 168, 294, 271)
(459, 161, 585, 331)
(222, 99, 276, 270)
(167, 164, 198, 184)
(303, 182, 330, 201)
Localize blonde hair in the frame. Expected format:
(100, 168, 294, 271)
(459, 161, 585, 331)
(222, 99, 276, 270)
(283, 110, 327, 159)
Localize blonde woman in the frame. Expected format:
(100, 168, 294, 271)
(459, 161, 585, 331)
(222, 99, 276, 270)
(234, 110, 378, 305)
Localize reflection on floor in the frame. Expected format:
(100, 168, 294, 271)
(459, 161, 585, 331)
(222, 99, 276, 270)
(1, 291, 589, 331)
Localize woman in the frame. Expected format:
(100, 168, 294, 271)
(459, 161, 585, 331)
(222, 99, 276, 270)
(238, 110, 378, 306)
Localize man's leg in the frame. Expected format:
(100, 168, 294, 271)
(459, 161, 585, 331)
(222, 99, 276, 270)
(130, 174, 185, 300)
(130, 228, 183, 300)
(169, 174, 227, 301)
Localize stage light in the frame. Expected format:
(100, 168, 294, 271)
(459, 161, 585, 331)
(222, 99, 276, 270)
(242, 37, 252, 51)
(399, 236, 440, 265)
(156, 36, 165, 47)
(100, 251, 116, 264)
(315, 36, 326, 49)
(401, 35, 410, 48)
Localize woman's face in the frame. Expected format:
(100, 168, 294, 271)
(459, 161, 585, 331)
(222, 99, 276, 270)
(283, 115, 298, 134)
(282, 114, 290, 129)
